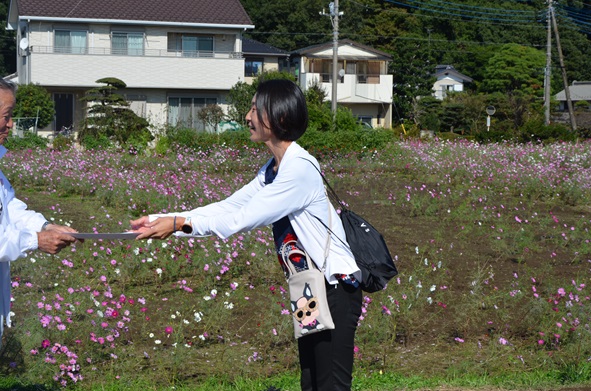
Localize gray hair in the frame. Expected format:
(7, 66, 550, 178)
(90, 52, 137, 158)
(0, 79, 17, 95)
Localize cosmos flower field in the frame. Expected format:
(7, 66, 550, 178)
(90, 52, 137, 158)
(1, 139, 591, 389)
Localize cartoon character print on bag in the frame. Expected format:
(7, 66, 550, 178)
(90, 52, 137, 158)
(291, 282, 326, 334)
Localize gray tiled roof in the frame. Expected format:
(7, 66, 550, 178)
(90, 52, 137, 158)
(435, 65, 473, 83)
(15, 0, 253, 26)
(555, 82, 591, 101)
(242, 38, 289, 57)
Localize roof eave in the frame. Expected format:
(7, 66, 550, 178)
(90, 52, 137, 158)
(245, 51, 289, 57)
(18, 15, 254, 29)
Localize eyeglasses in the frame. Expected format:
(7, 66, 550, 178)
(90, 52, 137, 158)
(293, 297, 319, 321)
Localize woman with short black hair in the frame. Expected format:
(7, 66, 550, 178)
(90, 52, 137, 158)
(132, 79, 362, 390)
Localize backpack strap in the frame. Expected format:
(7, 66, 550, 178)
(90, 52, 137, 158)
(298, 157, 350, 249)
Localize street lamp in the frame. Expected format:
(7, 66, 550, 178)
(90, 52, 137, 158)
(486, 105, 496, 132)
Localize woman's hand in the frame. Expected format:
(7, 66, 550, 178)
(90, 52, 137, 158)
(131, 216, 179, 240)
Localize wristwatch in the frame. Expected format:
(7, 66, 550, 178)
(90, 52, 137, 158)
(181, 216, 193, 234)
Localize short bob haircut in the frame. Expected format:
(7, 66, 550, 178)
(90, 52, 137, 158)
(254, 79, 308, 141)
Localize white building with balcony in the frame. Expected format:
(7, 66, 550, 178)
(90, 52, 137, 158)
(291, 39, 393, 129)
(7, 0, 253, 132)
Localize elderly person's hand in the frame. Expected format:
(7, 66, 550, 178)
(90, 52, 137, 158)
(37, 230, 77, 254)
(131, 216, 181, 240)
(44, 223, 77, 234)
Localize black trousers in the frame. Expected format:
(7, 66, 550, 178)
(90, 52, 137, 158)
(297, 279, 363, 391)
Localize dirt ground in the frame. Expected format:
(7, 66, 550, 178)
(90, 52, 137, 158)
(17, 170, 591, 390)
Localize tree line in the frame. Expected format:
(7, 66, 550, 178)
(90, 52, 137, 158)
(240, 0, 591, 130)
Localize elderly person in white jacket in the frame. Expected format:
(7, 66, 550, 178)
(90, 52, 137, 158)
(0, 79, 77, 344)
(132, 79, 363, 391)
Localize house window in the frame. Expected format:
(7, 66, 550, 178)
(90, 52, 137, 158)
(168, 33, 214, 57)
(245, 58, 263, 76)
(54, 30, 87, 54)
(168, 97, 217, 130)
(112, 32, 144, 56)
(357, 61, 380, 84)
(357, 116, 373, 128)
(321, 60, 344, 83)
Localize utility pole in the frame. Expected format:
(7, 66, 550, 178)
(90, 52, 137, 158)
(321, 1, 343, 123)
(544, 1, 552, 125)
(550, 0, 577, 131)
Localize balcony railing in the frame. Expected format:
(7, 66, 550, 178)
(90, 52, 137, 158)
(30, 45, 243, 59)
(319, 73, 382, 84)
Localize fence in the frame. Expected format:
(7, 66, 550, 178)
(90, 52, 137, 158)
(12, 117, 39, 137)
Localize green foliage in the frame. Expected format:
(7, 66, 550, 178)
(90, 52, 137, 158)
(414, 96, 442, 131)
(299, 126, 395, 154)
(78, 77, 153, 151)
(13, 84, 55, 129)
(227, 81, 255, 125)
(575, 100, 589, 111)
(79, 133, 112, 150)
(226, 71, 295, 126)
(197, 104, 226, 133)
(0, 0, 15, 75)
(155, 124, 253, 153)
(4, 132, 47, 150)
(479, 44, 546, 96)
(50, 134, 74, 151)
(518, 118, 575, 144)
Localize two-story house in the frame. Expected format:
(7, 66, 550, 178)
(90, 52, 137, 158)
(291, 39, 393, 129)
(7, 0, 253, 132)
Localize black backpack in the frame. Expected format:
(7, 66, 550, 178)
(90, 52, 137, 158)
(306, 160, 398, 292)
(338, 208, 398, 292)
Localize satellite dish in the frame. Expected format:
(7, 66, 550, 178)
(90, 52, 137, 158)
(19, 38, 28, 50)
(338, 69, 345, 78)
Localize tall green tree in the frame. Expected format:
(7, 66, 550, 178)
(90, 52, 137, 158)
(0, 0, 15, 75)
(14, 84, 55, 128)
(479, 43, 546, 96)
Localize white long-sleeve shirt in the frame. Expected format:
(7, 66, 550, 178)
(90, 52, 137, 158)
(0, 145, 47, 338)
(156, 142, 361, 285)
